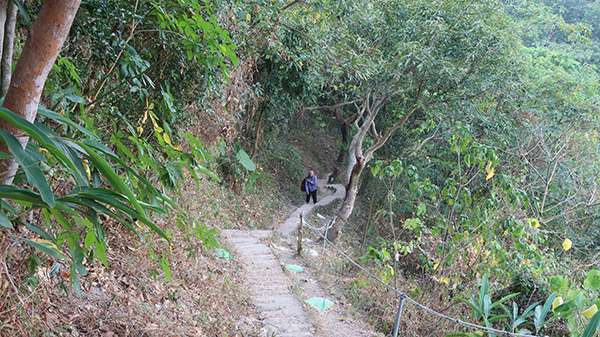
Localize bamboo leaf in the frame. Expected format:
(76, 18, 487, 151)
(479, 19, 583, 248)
(1, 200, 17, 215)
(582, 310, 600, 337)
(0, 211, 13, 229)
(23, 222, 55, 242)
(37, 106, 100, 141)
(0, 129, 54, 207)
(21, 238, 65, 260)
(0, 185, 47, 206)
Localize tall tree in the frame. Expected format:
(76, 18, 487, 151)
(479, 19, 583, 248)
(0, 0, 82, 184)
(302, 0, 523, 242)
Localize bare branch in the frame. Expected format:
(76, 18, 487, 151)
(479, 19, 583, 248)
(304, 99, 363, 112)
(541, 202, 600, 224)
(281, 0, 303, 11)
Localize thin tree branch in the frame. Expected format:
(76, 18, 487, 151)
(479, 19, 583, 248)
(541, 202, 600, 224)
(281, 0, 303, 11)
(304, 99, 363, 112)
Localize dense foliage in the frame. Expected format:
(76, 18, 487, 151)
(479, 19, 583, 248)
(0, 0, 599, 335)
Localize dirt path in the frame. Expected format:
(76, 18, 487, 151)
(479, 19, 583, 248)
(222, 182, 380, 337)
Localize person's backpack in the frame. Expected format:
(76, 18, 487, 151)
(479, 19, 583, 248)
(300, 179, 306, 192)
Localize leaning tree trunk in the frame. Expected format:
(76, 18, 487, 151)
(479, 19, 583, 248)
(327, 155, 366, 242)
(1, 0, 17, 96)
(0, 0, 82, 184)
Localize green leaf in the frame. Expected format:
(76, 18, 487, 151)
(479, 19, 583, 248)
(0, 107, 86, 184)
(76, 142, 168, 239)
(581, 310, 600, 337)
(304, 297, 335, 312)
(84, 231, 96, 248)
(214, 248, 232, 259)
(0, 185, 47, 206)
(21, 238, 65, 260)
(38, 106, 100, 141)
(286, 265, 305, 273)
(0, 129, 54, 207)
(11, 0, 30, 27)
(70, 264, 82, 299)
(1, 199, 17, 215)
(236, 149, 256, 171)
(23, 222, 55, 242)
(0, 211, 13, 229)
(196, 164, 221, 182)
(584, 270, 600, 290)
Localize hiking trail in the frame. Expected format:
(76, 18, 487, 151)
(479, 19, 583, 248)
(221, 181, 381, 337)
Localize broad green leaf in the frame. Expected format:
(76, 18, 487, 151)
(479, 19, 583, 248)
(214, 248, 232, 259)
(84, 231, 96, 248)
(584, 270, 600, 290)
(236, 149, 256, 171)
(304, 297, 335, 312)
(196, 164, 221, 182)
(76, 142, 168, 238)
(286, 264, 305, 273)
(11, 0, 30, 27)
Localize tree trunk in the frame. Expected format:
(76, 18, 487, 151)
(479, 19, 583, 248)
(0, 0, 81, 184)
(328, 145, 346, 183)
(327, 155, 366, 242)
(1, 0, 17, 97)
(0, 1, 8, 75)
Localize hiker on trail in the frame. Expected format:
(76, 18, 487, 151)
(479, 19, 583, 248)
(305, 171, 317, 204)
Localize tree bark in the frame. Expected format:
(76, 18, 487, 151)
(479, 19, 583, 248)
(1, 0, 17, 97)
(327, 155, 366, 242)
(0, 1, 8, 75)
(328, 89, 416, 242)
(0, 0, 81, 184)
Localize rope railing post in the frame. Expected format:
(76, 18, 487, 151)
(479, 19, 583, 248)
(297, 213, 303, 255)
(392, 294, 405, 337)
(322, 220, 329, 253)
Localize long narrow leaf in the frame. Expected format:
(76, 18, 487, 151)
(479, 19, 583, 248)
(0, 129, 54, 207)
(11, 0, 30, 27)
(21, 238, 65, 260)
(581, 310, 600, 337)
(0, 185, 48, 206)
(0, 211, 13, 229)
(491, 293, 519, 309)
(23, 222, 55, 242)
(0, 107, 84, 183)
(1, 200, 17, 215)
(57, 196, 144, 240)
(37, 106, 99, 141)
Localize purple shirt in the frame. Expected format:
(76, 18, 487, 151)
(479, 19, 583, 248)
(306, 175, 317, 192)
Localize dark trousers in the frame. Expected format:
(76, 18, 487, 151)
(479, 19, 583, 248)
(306, 190, 317, 204)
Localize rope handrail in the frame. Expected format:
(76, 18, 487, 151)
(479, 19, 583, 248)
(301, 216, 547, 337)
